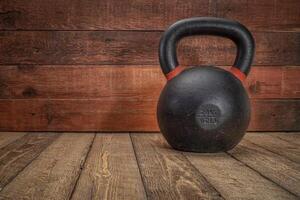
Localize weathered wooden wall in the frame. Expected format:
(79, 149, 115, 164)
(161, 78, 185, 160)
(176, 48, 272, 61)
(0, 0, 299, 131)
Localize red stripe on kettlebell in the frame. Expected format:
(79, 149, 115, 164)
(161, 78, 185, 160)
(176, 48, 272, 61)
(229, 67, 246, 82)
(166, 66, 185, 81)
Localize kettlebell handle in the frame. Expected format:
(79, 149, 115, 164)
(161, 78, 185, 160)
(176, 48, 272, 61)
(159, 17, 255, 80)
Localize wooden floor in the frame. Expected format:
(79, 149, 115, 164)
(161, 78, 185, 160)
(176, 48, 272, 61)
(0, 132, 299, 200)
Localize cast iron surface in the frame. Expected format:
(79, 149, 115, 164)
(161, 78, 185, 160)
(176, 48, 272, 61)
(157, 66, 250, 152)
(157, 17, 255, 152)
(159, 17, 254, 75)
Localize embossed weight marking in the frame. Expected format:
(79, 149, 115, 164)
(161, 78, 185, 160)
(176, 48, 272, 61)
(196, 104, 221, 130)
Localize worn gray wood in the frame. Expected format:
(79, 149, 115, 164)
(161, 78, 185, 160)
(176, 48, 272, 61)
(270, 132, 300, 146)
(0, 132, 59, 191)
(0, 133, 94, 200)
(186, 152, 297, 199)
(0, 132, 26, 148)
(245, 133, 300, 163)
(71, 134, 146, 200)
(131, 133, 223, 200)
(0, 132, 298, 199)
(229, 139, 300, 197)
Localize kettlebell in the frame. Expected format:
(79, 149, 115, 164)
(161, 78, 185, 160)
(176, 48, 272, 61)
(157, 17, 255, 152)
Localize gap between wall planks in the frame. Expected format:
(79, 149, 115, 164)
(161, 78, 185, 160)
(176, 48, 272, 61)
(0, 65, 299, 99)
(0, 31, 299, 65)
(0, 0, 299, 132)
(0, 0, 299, 31)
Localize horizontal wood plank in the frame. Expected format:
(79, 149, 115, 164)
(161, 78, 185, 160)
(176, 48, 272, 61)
(71, 134, 146, 200)
(0, 31, 299, 65)
(0, 99, 157, 132)
(186, 152, 297, 199)
(0, 132, 26, 148)
(245, 133, 300, 163)
(0, 132, 59, 191)
(0, 65, 299, 99)
(0, 0, 299, 31)
(131, 134, 223, 199)
(0, 133, 94, 199)
(249, 100, 300, 131)
(213, 0, 300, 32)
(0, 99, 299, 131)
(283, 67, 300, 98)
(229, 140, 300, 196)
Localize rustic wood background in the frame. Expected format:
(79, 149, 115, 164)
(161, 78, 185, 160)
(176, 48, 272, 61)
(0, 0, 299, 131)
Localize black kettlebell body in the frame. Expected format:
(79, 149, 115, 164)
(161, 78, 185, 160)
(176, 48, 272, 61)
(157, 17, 255, 152)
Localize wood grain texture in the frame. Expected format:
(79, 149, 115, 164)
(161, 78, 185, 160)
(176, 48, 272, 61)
(71, 134, 146, 200)
(0, 99, 157, 132)
(229, 140, 300, 196)
(0, 132, 298, 199)
(270, 132, 300, 146)
(0, 65, 299, 99)
(283, 67, 300, 98)
(131, 134, 223, 200)
(0, 132, 26, 148)
(245, 133, 300, 163)
(0, 0, 299, 31)
(186, 152, 297, 200)
(0, 132, 59, 191)
(214, 0, 300, 32)
(0, 133, 94, 200)
(0, 99, 299, 132)
(249, 100, 300, 131)
(0, 31, 299, 65)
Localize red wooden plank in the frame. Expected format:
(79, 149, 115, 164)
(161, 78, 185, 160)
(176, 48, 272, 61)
(0, 31, 299, 65)
(0, 65, 298, 99)
(282, 67, 300, 98)
(0, 0, 299, 31)
(0, 99, 298, 131)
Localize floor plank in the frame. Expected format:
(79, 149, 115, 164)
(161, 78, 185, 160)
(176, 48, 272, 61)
(0, 132, 26, 148)
(0, 132, 298, 199)
(245, 133, 300, 163)
(270, 132, 300, 146)
(0, 133, 94, 200)
(0, 132, 59, 191)
(229, 139, 300, 197)
(186, 152, 297, 200)
(71, 133, 146, 200)
(131, 134, 223, 200)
